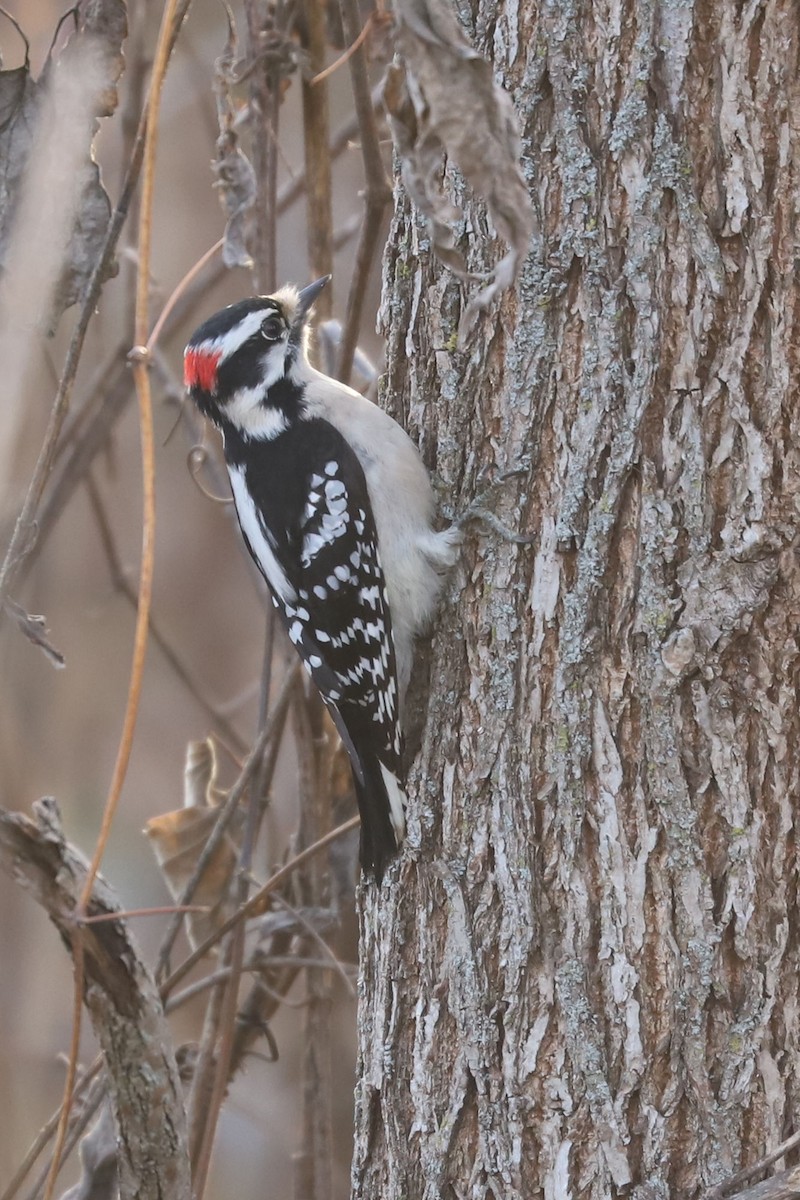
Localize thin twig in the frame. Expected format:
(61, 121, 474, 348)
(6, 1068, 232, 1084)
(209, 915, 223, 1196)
(230, 932, 302, 1073)
(707, 1134, 800, 1200)
(154, 662, 301, 980)
(20, 1075, 107, 1200)
(185, 953, 229, 1172)
(86, 474, 248, 755)
(310, 15, 373, 86)
(335, 0, 391, 382)
(273, 894, 355, 997)
(192, 618, 278, 1199)
(277, 83, 382, 217)
(0, 1063, 103, 1200)
(190, 895, 246, 1199)
(51, 343, 127, 466)
(243, 0, 280, 290)
(43, 3, 185, 1192)
(0, 5, 30, 59)
(12, 97, 381, 597)
(301, 0, 334, 308)
(81, 905, 209, 924)
(166, 967, 238, 1012)
(292, 689, 335, 1200)
(41, 941, 85, 1200)
(79, 0, 180, 910)
(31, 365, 131, 567)
(161, 814, 361, 998)
(147, 238, 224, 352)
(253, 955, 356, 974)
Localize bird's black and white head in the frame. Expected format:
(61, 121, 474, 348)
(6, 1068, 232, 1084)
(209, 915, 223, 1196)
(184, 276, 330, 439)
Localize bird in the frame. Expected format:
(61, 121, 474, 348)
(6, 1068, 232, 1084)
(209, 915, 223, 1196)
(184, 276, 459, 881)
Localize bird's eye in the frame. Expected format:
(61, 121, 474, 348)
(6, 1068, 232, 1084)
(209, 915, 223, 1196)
(260, 315, 284, 341)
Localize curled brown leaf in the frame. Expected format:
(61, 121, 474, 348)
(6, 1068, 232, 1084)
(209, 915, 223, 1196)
(145, 740, 243, 952)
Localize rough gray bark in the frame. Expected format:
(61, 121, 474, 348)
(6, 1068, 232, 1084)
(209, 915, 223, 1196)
(354, 2, 800, 1198)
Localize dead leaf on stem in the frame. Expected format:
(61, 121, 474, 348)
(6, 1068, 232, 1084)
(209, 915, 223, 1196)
(0, 2, 126, 327)
(145, 739, 243, 952)
(212, 12, 256, 270)
(385, 0, 535, 343)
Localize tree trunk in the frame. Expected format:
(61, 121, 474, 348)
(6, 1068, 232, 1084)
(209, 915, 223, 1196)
(353, 2, 800, 1197)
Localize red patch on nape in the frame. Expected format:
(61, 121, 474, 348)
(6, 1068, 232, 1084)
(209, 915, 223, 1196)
(184, 347, 222, 392)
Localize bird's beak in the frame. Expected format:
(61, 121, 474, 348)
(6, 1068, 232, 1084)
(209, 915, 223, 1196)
(294, 275, 331, 327)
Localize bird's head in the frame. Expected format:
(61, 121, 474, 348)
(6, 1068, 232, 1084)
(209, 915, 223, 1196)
(183, 275, 330, 438)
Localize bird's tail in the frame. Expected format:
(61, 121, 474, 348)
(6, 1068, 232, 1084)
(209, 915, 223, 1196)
(324, 702, 406, 883)
(350, 745, 407, 884)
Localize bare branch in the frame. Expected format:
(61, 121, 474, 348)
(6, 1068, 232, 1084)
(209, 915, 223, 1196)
(299, 0, 333, 308)
(335, 0, 391, 382)
(86, 475, 248, 755)
(0, 801, 191, 1200)
(707, 1137, 800, 1200)
(153, 662, 301, 980)
(0, 0, 193, 616)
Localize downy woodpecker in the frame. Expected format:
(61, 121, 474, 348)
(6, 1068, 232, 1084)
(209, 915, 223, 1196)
(184, 277, 459, 881)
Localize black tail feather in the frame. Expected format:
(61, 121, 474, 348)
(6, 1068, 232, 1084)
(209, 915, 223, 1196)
(323, 700, 406, 883)
(350, 749, 405, 884)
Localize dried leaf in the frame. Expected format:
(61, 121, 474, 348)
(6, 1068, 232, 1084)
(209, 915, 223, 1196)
(212, 13, 255, 269)
(383, 63, 466, 275)
(183, 737, 225, 808)
(0, 63, 39, 262)
(72, 0, 127, 120)
(0, 3, 126, 328)
(385, 0, 535, 343)
(145, 740, 242, 951)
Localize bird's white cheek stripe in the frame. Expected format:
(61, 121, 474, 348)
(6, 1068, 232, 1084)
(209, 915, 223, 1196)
(225, 387, 288, 440)
(228, 466, 296, 603)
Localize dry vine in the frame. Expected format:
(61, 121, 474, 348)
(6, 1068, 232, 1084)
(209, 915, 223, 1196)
(0, 0, 393, 1195)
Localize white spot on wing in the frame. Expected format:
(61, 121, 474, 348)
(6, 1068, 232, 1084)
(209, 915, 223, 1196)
(361, 584, 380, 609)
(303, 492, 321, 523)
(302, 531, 327, 563)
(321, 513, 347, 534)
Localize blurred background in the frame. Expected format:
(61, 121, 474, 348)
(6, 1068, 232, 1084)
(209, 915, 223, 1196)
(0, 0, 390, 1193)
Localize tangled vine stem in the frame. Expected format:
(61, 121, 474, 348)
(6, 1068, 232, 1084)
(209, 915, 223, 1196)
(43, 1, 185, 1196)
